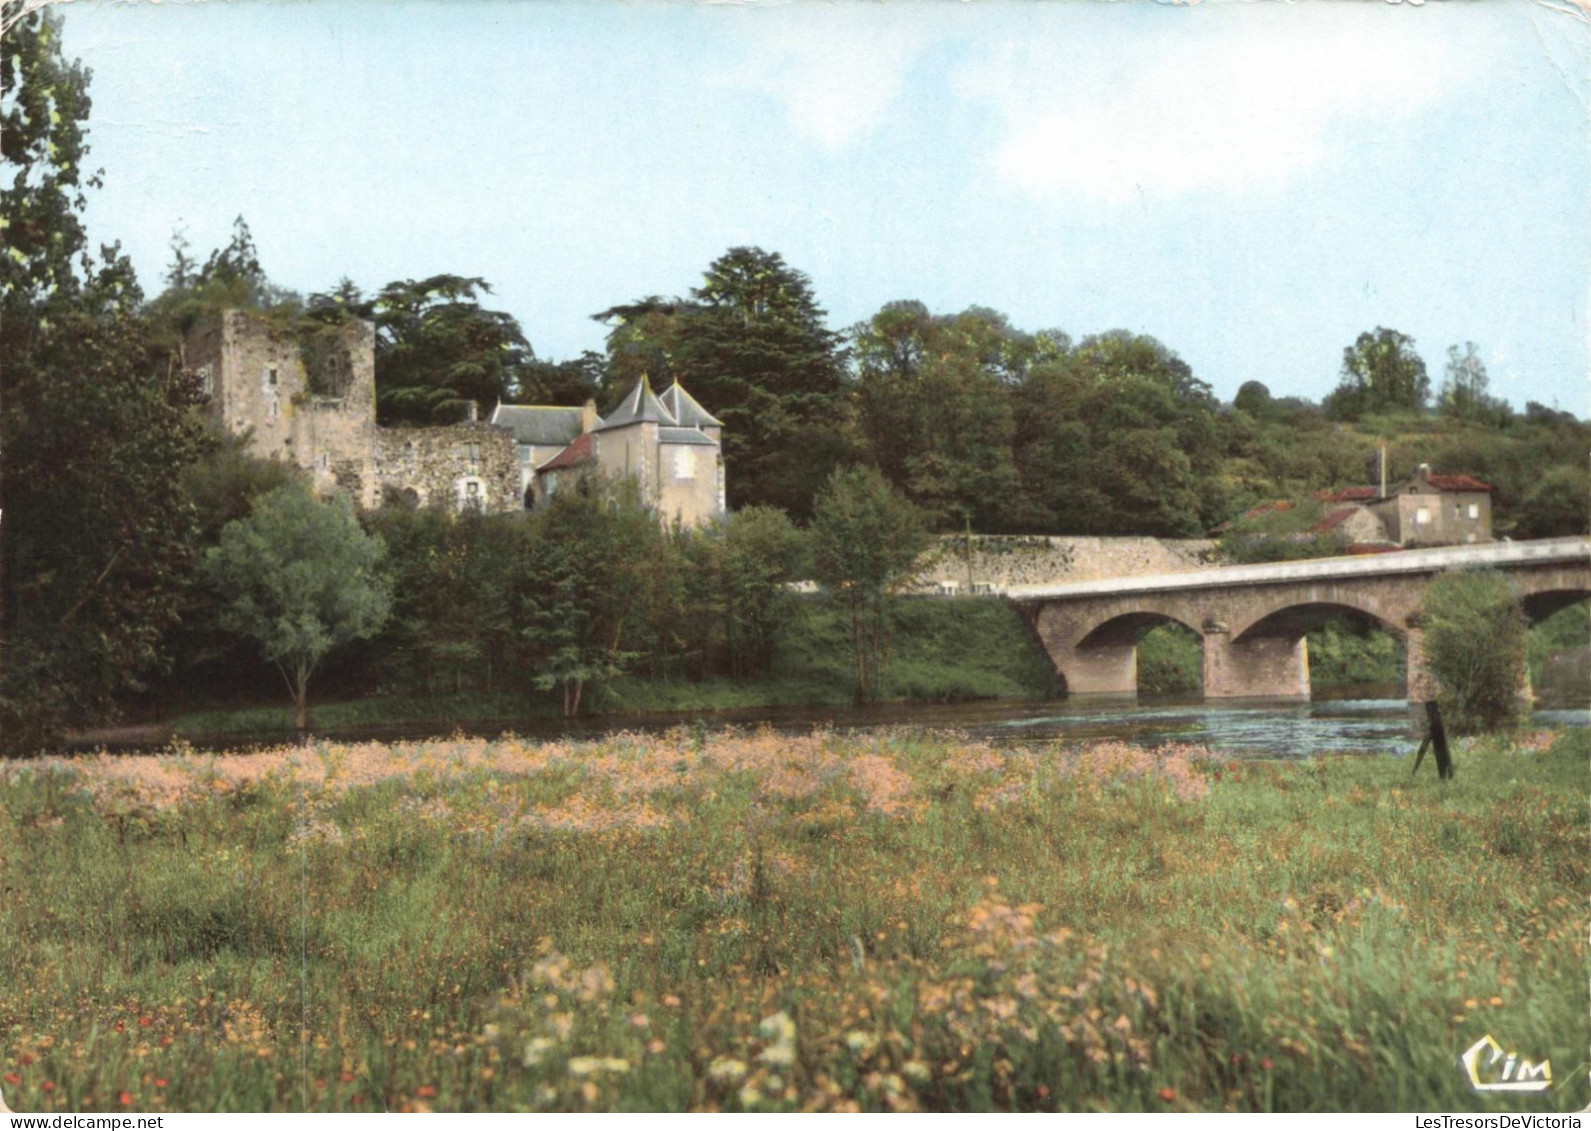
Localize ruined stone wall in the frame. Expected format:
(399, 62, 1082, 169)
(916, 535, 1221, 591)
(187, 312, 381, 507)
(374, 423, 520, 514)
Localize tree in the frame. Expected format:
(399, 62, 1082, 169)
(852, 303, 1026, 529)
(598, 248, 853, 518)
(1233, 380, 1274, 419)
(339, 275, 533, 424)
(1421, 569, 1528, 734)
(1326, 327, 1430, 420)
(202, 487, 391, 730)
(683, 506, 807, 678)
(513, 477, 670, 716)
(1513, 464, 1590, 540)
(810, 466, 929, 702)
(1, 4, 211, 753)
(1011, 331, 1222, 535)
(1439, 342, 1508, 425)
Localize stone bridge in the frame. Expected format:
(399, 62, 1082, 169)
(1007, 538, 1591, 700)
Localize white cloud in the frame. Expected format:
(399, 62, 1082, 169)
(716, 7, 937, 151)
(956, 9, 1470, 204)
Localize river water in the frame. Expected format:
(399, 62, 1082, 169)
(161, 688, 1588, 761)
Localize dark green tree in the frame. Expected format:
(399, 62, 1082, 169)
(1326, 327, 1430, 420)
(1, 4, 211, 753)
(348, 275, 533, 424)
(1011, 331, 1222, 535)
(852, 303, 1042, 529)
(1421, 569, 1528, 733)
(810, 466, 929, 702)
(1438, 342, 1509, 426)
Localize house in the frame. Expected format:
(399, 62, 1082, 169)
(513, 376, 726, 528)
(1365, 464, 1492, 546)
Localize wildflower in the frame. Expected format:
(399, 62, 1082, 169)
(416, 1086, 437, 1098)
(567, 1057, 627, 1077)
(523, 1038, 556, 1067)
(1157, 1087, 1176, 1102)
(2, 1074, 18, 1087)
(738, 1083, 763, 1107)
(1260, 1057, 1274, 1071)
(41, 1082, 55, 1093)
(844, 1031, 876, 1055)
(17, 1056, 34, 1067)
(154, 1079, 167, 1089)
(902, 1060, 930, 1084)
(119, 1092, 133, 1107)
(758, 1011, 797, 1067)
(707, 1057, 748, 1082)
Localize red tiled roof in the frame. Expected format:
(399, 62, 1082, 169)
(1425, 473, 1491, 493)
(537, 431, 594, 473)
(1311, 507, 1360, 533)
(1313, 486, 1379, 503)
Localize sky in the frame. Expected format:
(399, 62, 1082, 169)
(48, 0, 1591, 412)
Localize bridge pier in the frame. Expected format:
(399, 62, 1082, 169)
(1048, 641, 1139, 697)
(1203, 625, 1310, 699)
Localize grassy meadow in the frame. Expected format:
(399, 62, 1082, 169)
(0, 726, 1585, 1112)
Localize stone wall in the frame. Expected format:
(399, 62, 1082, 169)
(916, 535, 1221, 592)
(375, 423, 521, 514)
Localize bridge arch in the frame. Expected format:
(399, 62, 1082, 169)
(1520, 587, 1591, 625)
(1229, 592, 1407, 642)
(1076, 609, 1201, 648)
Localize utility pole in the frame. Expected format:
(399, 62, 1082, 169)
(965, 514, 974, 593)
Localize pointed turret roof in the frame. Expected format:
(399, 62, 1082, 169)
(659, 381, 722, 429)
(595, 376, 674, 431)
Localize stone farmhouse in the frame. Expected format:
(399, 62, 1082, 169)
(1315, 464, 1492, 548)
(185, 310, 726, 527)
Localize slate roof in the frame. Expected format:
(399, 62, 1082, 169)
(490, 404, 586, 447)
(658, 426, 717, 447)
(659, 382, 722, 428)
(537, 431, 595, 472)
(596, 377, 674, 431)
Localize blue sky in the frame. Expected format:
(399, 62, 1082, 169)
(54, 0, 1591, 411)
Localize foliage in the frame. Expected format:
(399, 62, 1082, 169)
(1011, 331, 1224, 536)
(1511, 464, 1589, 540)
(1438, 342, 1509, 427)
(326, 275, 533, 425)
(851, 304, 1043, 530)
(1524, 601, 1588, 689)
(1421, 569, 1528, 734)
(513, 478, 674, 716)
(810, 467, 931, 701)
(1135, 623, 1202, 696)
(0, 729, 1584, 1111)
(1219, 498, 1347, 564)
(0, 309, 209, 754)
(1326, 327, 1430, 420)
(681, 506, 808, 679)
(1304, 618, 1403, 690)
(201, 487, 391, 729)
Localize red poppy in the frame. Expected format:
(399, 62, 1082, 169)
(113, 1021, 125, 1033)
(3, 1074, 19, 1086)
(138, 1017, 152, 1028)
(18, 1055, 34, 1067)
(417, 1086, 437, 1098)
(41, 1082, 55, 1094)
(1260, 1057, 1274, 1071)
(340, 1072, 355, 1084)
(154, 1079, 168, 1089)
(1157, 1087, 1176, 1102)
(118, 1092, 133, 1107)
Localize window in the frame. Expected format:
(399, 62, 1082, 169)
(266, 366, 278, 388)
(519, 444, 533, 465)
(461, 480, 483, 514)
(196, 365, 213, 396)
(674, 447, 695, 479)
(1468, 503, 1480, 520)
(269, 396, 280, 420)
(1415, 506, 1430, 525)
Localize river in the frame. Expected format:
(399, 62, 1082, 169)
(146, 687, 1589, 761)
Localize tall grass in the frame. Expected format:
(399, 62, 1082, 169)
(0, 727, 1583, 1112)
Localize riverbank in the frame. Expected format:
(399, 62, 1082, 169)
(1, 727, 1583, 1111)
(153, 598, 1058, 743)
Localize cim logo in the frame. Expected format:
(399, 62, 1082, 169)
(1462, 1034, 1552, 1093)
